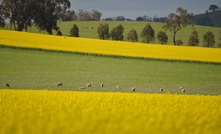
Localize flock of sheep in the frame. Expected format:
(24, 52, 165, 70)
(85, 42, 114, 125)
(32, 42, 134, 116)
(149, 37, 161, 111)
(4, 82, 186, 93)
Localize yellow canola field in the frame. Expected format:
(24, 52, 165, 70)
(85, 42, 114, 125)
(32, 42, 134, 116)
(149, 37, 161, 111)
(0, 90, 220, 134)
(0, 30, 221, 63)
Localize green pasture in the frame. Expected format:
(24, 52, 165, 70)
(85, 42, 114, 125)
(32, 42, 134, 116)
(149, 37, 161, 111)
(0, 47, 220, 95)
(3, 21, 221, 47)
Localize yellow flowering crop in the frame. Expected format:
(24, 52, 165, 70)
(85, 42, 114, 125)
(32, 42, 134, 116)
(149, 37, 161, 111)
(0, 90, 220, 134)
(0, 30, 221, 63)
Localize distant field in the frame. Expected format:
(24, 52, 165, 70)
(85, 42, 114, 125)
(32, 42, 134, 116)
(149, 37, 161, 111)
(3, 21, 221, 46)
(1, 47, 221, 95)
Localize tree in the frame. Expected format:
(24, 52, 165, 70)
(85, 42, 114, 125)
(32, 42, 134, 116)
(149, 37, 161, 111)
(0, 4, 5, 28)
(34, 0, 71, 34)
(163, 7, 193, 45)
(141, 23, 155, 43)
(97, 23, 109, 40)
(61, 10, 77, 21)
(91, 10, 102, 21)
(209, 5, 220, 12)
(203, 31, 215, 47)
(188, 30, 199, 46)
(157, 31, 168, 45)
(110, 24, 124, 41)
(127, 29, 138, 42)
(70, 24, 79, 37)
(1, 0, 71, 34)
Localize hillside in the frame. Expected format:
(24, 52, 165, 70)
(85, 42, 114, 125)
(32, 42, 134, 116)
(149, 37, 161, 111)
(2, 21, 221, 47)
(193, 10, 221, 27)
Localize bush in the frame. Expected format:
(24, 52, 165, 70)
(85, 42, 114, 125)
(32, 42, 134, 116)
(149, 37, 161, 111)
(175, 40, 183, 46)
(141, 23, 155, 43)
(110, 24, 124, 41)
(70, 24, 79, 37)
(188, 30, 199, 46)
(203, 31, 215, 47)
(157, 31, 168, 45)
(127, 29, 138, 42)
(97, 23, 109, 40)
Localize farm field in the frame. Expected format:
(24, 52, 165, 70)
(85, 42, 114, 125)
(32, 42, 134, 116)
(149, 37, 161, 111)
(3, 21, 221, 47)
(0, 90, 220, 134)
(0, 47, 221, 95)
(1, 30, 221, 63)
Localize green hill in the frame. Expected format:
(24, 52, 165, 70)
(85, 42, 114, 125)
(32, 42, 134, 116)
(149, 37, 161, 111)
(3, 21, 221, 47)
(193, 10, 221, 27)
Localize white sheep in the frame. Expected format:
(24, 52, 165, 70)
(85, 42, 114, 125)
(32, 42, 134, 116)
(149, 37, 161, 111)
(116, 85, 120, 89)
(132, 87, 136, 92)
(57, 82, 63, 86)
(79, 87, 86, 90)
(86, 83, 91, 87)
(160, 88, 163, 92)
(182, 89, 185, 93)
(101, 83, 104, 87)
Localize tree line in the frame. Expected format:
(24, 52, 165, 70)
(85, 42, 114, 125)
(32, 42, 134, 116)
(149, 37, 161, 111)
(70, 7, 220, 48)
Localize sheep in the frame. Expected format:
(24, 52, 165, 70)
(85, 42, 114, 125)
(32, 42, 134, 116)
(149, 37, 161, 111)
(182, 89, 185, 93)
(79, 87, 86, 90)
(180, 86, 183, 89)
(86, 83, 92, 87)
(5, 83, 10, 88)
(57, 82, 63, 86)
(101, 83, 104, 87)
(116, 85, 120, 89)
(132, 87, 136, 92)
(160, 88, 163, 92)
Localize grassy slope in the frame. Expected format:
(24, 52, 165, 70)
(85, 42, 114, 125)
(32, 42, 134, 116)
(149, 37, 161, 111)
(1, 47, 220, 95)
(3, 21, 220, 47)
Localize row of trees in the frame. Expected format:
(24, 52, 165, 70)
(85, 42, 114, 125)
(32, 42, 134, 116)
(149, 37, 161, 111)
(61, 9, 102, 21)
(69, 22, 219, 47)
(0, 0, 71, 34)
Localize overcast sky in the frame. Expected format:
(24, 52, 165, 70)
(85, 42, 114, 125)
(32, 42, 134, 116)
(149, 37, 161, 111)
(70, 0, 221, 19)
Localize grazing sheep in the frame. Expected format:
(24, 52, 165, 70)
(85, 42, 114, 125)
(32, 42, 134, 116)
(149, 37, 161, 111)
(57, 82, 63, 86)
(180, 86, 183, 89)
(86, 83, 91, 87)
(182, 89, 185, 93)
(116, 85, 120, 89)
(160, 88, 163, 92)
(79, 87, 86, 90)
(101, 83, 104, 87)
(6, 83, 10, 88)
(132, 87, 136, 92)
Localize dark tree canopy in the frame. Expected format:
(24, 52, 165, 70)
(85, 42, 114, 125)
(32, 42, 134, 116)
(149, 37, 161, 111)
(157, 31, 168, 45)
(110, 24, 124, 41)
(141, 23, 155, 43)
(188, 30, 199, 46)
(0, 0, 71, 34)
(97, 23, 109, 40)
(163, 7, 193, 45)
(127, 29, 138, 42)
(209, 5, 220, 12)
(203, 31, 215, 47)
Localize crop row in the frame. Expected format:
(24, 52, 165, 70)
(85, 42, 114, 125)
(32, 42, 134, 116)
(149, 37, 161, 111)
(0, 30, 221, 63)
(0, 89, 220, 134)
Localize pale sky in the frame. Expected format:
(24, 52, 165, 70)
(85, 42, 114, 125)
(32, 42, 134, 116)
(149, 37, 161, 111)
(70, 0, 221, 19)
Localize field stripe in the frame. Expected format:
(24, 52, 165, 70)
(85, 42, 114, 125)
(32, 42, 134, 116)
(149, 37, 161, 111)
(1, 30, 221, 63)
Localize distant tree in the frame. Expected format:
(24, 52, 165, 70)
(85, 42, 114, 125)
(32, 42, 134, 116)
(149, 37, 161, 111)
(61, 10, 77, 21)
(209, 5, 220, 12)
(70, 24, 79, 37)
(163, 7, 193, 45)
(157, 31, 168, 45)
(91, 10, 102, 21)
(193, 15, 214, 27)
(97, 23, 109, 40)
(175, 40, 183, 46)
(203, 31, 215, 47)
(141, 23, 155, 43)
(153, 16, 166, 22)
(127, 29, 138, 42)
(115, 16, 126, 21)
(103, 17, 114, 21)
(188, 30, 199, 46)
(136, 15, 152, 22)
(110, 24, 124, 41)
